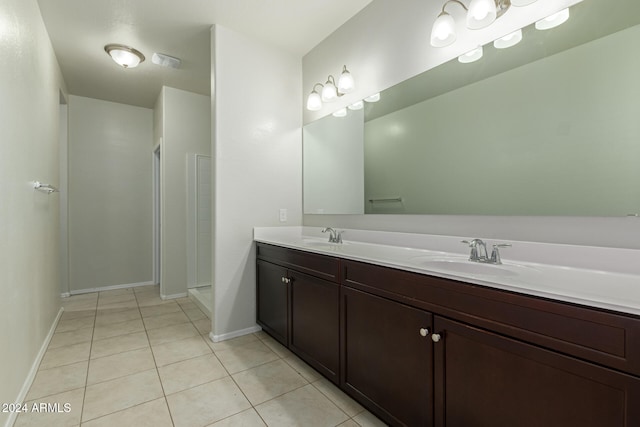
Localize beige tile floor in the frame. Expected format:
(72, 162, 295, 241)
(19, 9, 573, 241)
(14, 285, 387, 427)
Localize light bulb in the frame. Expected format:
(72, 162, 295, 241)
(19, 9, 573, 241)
(338, 67, 355, 94)
(348, 101, 364, 110)
(332, 108, 347, 118)
(364, 93, 380, 103)
(458, 46, 483, 63)
(535, 8, 570, 30)
(467, 0, 497, 30)
(321, 80, 338, 102)
(494, 29, 523, 49)
(306, 91, 322, 111)
(430, 12, 456, 48)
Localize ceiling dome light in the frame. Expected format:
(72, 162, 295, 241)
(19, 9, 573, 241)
(510, 0, 538, 6)
(430, 12, 457, 47)
(467, 0, 497, 30)
(535, 8, 570, 31)
(364, 93, 380, 103)
(337, 66, 355, 94)
(104, 44, 145, 68)
(494, 29, 523, 49)
(458, 46, 483, 63)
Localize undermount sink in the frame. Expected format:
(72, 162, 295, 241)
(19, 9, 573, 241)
(410, 257, 522, 278)
(302, 238, 348, 247)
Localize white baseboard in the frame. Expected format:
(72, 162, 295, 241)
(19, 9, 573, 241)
(209, 325, 262, 343)
(68, 281, 155, 296)
(5, 307, 64, 427)
(160, 292, 188, 300)
(60, 292, 71, 298)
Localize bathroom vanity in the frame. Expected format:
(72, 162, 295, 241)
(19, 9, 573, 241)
(255, 227, 640, 427)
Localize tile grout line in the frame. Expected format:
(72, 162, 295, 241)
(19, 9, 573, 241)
(78, 293, 98, 425)
(133, 287, 178, 427)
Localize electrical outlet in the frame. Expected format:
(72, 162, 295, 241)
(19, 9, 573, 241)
(279, 208, 287, 222)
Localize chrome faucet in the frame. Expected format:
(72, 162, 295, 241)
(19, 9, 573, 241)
(462, 239, 511, 264)
(322, 227, 344, 244)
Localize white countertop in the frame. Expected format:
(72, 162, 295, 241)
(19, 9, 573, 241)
(254, 226, 640, 316)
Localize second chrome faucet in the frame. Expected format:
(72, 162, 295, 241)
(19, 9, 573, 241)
(462, 238, 511, 264)
(322, 227, 344, 244)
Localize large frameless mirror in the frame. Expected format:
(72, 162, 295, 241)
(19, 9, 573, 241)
(303, 0, 640, 216)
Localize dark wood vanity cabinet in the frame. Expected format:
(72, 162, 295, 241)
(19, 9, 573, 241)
(256, 243, 340, 383)
(257, 243, 640, 426)
(433, 316, 640, 427)
(256, 259, 288, 345)
(342, 287, 434, 427)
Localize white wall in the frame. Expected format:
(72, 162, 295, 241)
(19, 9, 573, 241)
(211, 25, 302, 339)
(0, 0, 66, 425)
(68, 96, 153, 292)
(302, 0, 640, 250)
(156, 87, 211, 299)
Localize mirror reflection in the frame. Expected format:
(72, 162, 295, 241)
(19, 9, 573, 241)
(303, 0, 640, 216)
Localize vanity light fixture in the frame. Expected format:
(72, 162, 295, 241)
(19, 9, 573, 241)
(306, 65, 355, 111)
(430, 0, 511, 48)
(458, 46, 483, 63)
(104, 44, 145, 68)
(348, 100, 364, 110)
(510, 0, 537, 6)
(332, 108, 348, 118)
(535, 8, 570, 30)
(494, 28, 522, 49)
(364, 93, 381, 103)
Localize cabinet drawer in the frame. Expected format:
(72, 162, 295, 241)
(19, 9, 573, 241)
(256, 243, 340, 282)
(343, 259, 640, 377)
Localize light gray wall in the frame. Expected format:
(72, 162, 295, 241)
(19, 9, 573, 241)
(157, 87, 211, 299)
(0, 0, 67, 424)
(68, 96, 153, 292)
(304, 109, 364, 214)
(302, 0, 640, 249)
(211, 25, 303, 338)
(364, 25, 640, 216)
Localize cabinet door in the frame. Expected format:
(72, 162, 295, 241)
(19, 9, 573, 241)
(290, 270, 340, 383)
(343, 287, 434, 427)
(256, 260, 288, 346)
(433, 316, 640, 427)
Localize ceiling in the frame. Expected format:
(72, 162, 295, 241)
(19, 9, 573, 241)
(37, 0, 372, 108)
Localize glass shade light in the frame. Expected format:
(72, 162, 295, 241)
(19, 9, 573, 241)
(338, 66, 355, 93)
(364, 93, 381, 103)
(510, 0, 538, 6)
(430, 12, 457, 47)
(458, 46, 483, 63)
(494, 29, 523, 49)
(332, 108, 348, 118)
(321, 78, 338, 102)
(306, 90, 322, 111)
(104, 44, 145, 68)
(535, 8, 570, 30)
(467, 0, 497, 30)
(348, 101, 364, 110)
